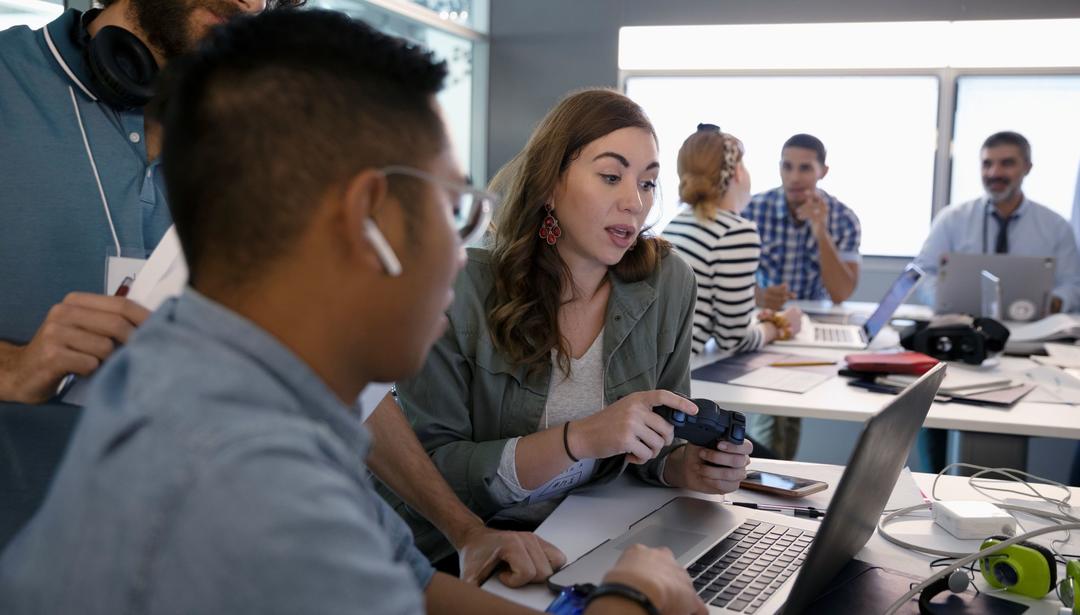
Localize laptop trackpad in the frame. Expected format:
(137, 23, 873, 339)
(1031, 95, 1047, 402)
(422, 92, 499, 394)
(613, 525, 709, 559)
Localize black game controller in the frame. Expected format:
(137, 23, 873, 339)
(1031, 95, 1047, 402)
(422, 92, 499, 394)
(654, 398, 746, 449)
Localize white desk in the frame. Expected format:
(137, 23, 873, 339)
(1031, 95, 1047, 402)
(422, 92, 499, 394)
(483, 459, 1080, 614)
(692, 304, 1080, 470)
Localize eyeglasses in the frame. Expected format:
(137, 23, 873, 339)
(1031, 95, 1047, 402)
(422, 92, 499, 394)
(380, 165, 495, 246)
(697, 123, 721, 133)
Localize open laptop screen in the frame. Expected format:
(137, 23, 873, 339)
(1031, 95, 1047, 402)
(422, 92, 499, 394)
(862, 264, 923, 340)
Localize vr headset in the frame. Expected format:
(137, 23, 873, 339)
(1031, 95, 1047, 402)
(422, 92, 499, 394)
(900, 314, 1009, 365)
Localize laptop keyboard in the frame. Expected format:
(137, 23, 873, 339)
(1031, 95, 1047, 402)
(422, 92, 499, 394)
(813, 325, 852, 343)
(686, 520, 814, 613)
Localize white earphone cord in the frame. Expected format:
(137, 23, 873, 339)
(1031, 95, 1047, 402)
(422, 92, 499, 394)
(69, 85, 121, 258)
(876, 462, 1080, 614)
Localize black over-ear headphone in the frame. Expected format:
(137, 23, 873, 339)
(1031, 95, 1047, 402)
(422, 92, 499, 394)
(78, 10, 159, 109)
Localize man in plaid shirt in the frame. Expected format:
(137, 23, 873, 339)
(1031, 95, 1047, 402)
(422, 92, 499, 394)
(743, 134, 862, 311)
(742, 134, 861, 459)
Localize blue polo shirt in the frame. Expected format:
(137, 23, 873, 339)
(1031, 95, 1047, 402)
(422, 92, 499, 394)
(0, 289, 434, 614)
(0, 9, 171, 346)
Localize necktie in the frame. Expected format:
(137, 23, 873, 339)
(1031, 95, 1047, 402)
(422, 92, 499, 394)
(993, 213, 1012, 254)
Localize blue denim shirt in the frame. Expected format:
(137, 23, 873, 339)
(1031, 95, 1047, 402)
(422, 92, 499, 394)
(0, 9, 171, 346)
(0, 290, 434, 614)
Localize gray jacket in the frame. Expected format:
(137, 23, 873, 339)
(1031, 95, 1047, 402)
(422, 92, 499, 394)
(385, 247, 696, 560)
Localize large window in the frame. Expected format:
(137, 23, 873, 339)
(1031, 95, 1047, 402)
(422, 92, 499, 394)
(312, 0, 487, 179)
(951, 75, 1080, 219)
(620, 20, 1080, 258)
(0, 0, 61, 31)
(626, 75, 938, 257)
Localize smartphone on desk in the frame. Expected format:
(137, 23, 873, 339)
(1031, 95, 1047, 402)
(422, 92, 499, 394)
(740, 470, 828, 498)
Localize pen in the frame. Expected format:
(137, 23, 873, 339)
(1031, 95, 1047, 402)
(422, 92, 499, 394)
(727, 501, 826, 519)
(769, 361, 836, 367)
(54, 276, 135, 397)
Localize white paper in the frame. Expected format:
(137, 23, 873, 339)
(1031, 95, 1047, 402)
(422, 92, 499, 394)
(126, 226, 188, 311)
(63, 227, 189, 405)
(881, 366, 1012, 394)
(1018, 365, 1080, 404)
(1032, 342, 1080, 368)
(1006, 313, 1080, 342)
(728, 366, 831, 393)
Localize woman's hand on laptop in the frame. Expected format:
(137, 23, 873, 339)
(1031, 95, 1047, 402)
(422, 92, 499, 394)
(662, 439, 753, 495)
(599, 544, 708, 615)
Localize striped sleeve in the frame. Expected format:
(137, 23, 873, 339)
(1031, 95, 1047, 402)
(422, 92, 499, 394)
(664, 210, 765, 356)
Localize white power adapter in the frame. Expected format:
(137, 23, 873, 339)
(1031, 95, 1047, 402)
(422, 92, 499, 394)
(933, 501, 1017, 539)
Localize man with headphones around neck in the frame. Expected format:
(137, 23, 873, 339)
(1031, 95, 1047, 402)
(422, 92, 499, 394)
(0, 0, 568, 589)
(0, 0, 280, 546)
(0, 1, 294, 404)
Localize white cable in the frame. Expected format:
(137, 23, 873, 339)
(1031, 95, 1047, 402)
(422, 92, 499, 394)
(877, 502, 1079, 558)
(68, 85, 121, 259)
(43, 25, 98, 101)
(882, 523, 1080, 615)
(933, 463, 1076, 517)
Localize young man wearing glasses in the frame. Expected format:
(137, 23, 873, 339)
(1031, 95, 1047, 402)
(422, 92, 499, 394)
(0, 11, 705, 615)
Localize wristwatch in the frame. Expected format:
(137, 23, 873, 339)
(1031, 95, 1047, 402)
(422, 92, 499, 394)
(584, 582, 660, 615)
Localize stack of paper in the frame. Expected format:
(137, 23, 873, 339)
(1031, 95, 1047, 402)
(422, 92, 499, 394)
(879, 369, 1013, 395)
(1007, 313, 1080, 343)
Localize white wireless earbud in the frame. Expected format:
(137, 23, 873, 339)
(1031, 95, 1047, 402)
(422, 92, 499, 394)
(362, 218, 402, 277)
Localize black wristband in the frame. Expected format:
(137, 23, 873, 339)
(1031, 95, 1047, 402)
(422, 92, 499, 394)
(563, 421, 580, 463)
(585, 582, 659, 615)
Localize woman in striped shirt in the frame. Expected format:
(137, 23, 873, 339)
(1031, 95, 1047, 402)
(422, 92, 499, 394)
(664, 125, 802, 357)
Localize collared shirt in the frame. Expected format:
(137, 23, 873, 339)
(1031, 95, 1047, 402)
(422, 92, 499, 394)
(384, 247, 696, 563)
(742, 187, 862, 300)
(914, 196, 1080, 312)
(0, 290, 434, 614)
(0, 9, 171, 346)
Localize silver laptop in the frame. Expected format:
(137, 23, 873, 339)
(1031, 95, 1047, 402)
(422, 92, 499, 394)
(774, 264, 923, 350)
(936, 253, 1055, 322)
(548, 363, 946, 615)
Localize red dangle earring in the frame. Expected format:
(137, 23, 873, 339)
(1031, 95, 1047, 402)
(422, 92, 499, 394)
(539, 202, 561, 246)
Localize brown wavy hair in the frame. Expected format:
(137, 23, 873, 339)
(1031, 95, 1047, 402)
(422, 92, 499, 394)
(487, 88, 670, 374)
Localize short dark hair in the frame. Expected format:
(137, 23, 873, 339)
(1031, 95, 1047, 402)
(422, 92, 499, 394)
(782, 133, 827, 165)
(158, 10, 447, 287)
(982, 131, 1031, 164)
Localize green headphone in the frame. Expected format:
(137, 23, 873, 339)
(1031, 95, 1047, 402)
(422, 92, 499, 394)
(979, 535, 1079, 612)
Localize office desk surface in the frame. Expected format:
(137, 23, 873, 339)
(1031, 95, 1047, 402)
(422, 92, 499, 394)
(691, 332, 1080, 441)
(482, 460, 1079, 614)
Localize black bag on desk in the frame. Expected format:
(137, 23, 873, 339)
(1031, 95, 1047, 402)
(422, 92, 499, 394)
(900, 315, 1009, 366)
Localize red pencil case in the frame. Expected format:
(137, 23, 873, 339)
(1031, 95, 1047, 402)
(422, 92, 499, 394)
(844, 351, 939, 375)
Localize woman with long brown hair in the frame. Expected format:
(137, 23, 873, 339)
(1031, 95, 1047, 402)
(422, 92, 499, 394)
(384, 89, 753, 563)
